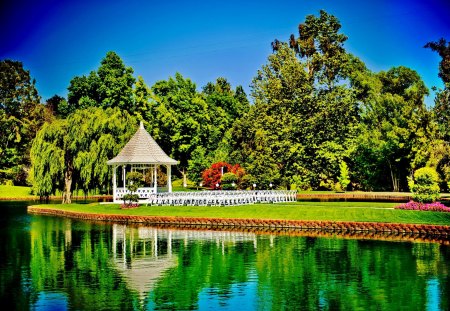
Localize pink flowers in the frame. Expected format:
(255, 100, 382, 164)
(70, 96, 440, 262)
(120, 203, 139, 209)
(395, 201, 450, 212)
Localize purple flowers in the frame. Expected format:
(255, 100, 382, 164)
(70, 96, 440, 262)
(395, 201, 450, 212)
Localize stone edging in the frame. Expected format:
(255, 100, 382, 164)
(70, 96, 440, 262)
(27, 206, 450, 236)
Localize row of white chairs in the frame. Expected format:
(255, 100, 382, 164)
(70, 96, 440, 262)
(145, 190, 297, 206)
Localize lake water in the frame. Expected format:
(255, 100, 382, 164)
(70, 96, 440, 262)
(1, 201, 449, 310)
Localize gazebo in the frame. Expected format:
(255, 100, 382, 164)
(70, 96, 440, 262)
(107, 121, 178, 203)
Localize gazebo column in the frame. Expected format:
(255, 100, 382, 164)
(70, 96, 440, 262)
(153, 165, 157, 193)
(122, 165, 126, 188)
(113, 165, 117, 203)
(167, 165, 172, 193)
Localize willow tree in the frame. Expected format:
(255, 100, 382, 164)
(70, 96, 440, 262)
(30, 107, 136, 203)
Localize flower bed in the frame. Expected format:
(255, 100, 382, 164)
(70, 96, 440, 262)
(395, 201, 450, 212)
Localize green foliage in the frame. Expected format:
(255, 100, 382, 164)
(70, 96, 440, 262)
(0, 60, 50, 185)
(231, 11, 358, 189)
(30, 107, 136, 202)
(351, 66, 431, 191)
(408, 167, 440, 203)
(424, 38, 450, 85)
(123, 171, 143, 206)
(67, 52, 135, 114)
(126, 171, 143, 193)
(46, 95, 70, 118)
(338, 161, 350, 191)
(221, 172, 238, 190)
(187, 146, 210, 184)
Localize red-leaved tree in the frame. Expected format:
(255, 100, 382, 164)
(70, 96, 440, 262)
(202, 162, 245, 189)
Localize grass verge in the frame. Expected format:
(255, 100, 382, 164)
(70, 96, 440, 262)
(29, 201, 450, 226)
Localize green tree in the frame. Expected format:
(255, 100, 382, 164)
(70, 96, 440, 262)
(67, 51, 135, 114)
(0, 60, 50, 185)
(231, 11, 358, 189)
(424, 38, 450, 85)
(351, 66, 431, 191)
(46, 95, 70, 118)
(149, 73, 211, 187)
(30, 107, 136, 203)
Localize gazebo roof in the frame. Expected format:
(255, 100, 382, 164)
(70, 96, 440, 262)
(107, 122, 178, 165)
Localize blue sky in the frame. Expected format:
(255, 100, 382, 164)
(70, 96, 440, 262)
(1, 0, 449, 105)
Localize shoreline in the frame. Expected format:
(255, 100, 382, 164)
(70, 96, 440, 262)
(28, 206, 450, 238)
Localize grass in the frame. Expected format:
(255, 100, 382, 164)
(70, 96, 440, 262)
(0, 185, 35, 198)
(30, 201, 450, 226)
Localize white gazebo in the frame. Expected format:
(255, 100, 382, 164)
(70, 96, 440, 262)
(107, 121, 178, 203)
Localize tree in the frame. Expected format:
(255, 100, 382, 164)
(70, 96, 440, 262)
(67, 51, 136, 114)
(30, 107, 136, 203)
(149, 73, 211, 187)
(231, 11, 358, 189)
(28, 120, 66, 200)
(424, 38, 450, 85)
(351, 66, 431, 191)
(46, 95, 70, 118)
(0, 60, 50, 185)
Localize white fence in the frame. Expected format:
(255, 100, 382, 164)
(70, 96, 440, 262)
(145, 190, 297, 206)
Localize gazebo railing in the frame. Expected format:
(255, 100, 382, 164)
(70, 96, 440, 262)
(145, 190, 297, 206)
(115, 187, 156, 200)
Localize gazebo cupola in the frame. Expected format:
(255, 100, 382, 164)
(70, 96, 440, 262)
(107, 121, 178, 203)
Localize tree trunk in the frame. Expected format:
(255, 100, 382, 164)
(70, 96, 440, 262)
(182, 168, 187, 188)
(388, 161, 399, 192)
(62, 167, 73, 204)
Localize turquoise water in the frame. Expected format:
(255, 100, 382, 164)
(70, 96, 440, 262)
(1, 201, 449, 310)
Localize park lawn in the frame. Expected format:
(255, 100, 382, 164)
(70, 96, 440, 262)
(0, 185, 36, 199)
(31, 201, 450, 226)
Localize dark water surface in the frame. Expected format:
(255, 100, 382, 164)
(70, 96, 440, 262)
(1, 201, 449, 310)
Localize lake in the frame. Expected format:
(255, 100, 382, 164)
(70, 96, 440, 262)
(1, 201, 449, 310)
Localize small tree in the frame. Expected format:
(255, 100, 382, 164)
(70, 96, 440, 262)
(337, 161, 350, 192)
(408, 167, 440, 203)
(123, 171, 143, 207)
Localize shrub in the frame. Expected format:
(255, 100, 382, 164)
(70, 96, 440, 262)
(221, 172, 238, 190)
(123, 172, 143, 206)
(202, 162, 245, 189)
(408, 167, 440, 203)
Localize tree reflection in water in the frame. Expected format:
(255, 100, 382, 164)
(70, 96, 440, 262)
(26, 216, 450, 310)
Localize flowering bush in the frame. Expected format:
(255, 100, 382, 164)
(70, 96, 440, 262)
(202, 162, 245, 189)
(121, 203, 139, 209)
(395, 200, 450, 212)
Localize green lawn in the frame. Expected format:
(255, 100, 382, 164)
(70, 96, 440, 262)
(30, 201, 450, 226)
(0, 185, 35, 198)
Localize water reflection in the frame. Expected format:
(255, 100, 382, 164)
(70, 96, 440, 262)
(24, 215, 450, 310)
(1, 201, 449, 310)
